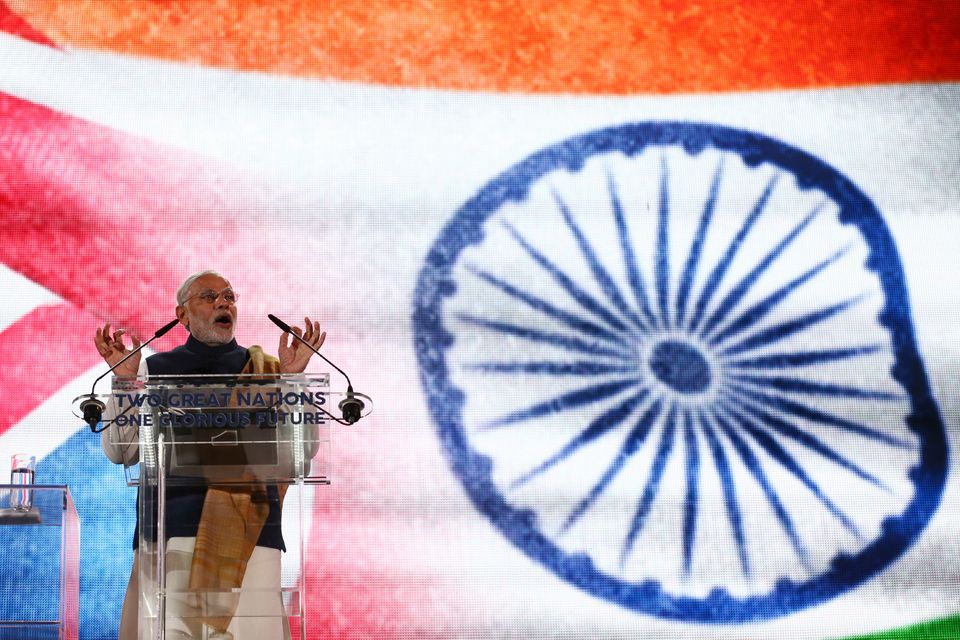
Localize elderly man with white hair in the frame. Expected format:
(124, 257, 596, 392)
(95, 270, 324, 640)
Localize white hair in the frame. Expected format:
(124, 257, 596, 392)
(176, 270, 228, 305)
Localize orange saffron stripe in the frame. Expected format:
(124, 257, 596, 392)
(5, 0, 960, 94)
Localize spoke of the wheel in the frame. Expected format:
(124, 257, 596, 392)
(456, 314, 635, 360)
(675, 155, 724, 327)
(609, 171, 658, 327)
(719, 400, 862, 538)
(723, 389, 890, 491)
(466, 264, 630, 346)
(699, 202, 824, 338)
(554, 188, 648, 331)
(498, 221, 633, 334)
(559, 397, 662, 533)
(709, 244, 851, 347)
(730, 373, 901, 402)
(620, 403, 677, 567)
(730, 384, 913, 449)
(681, 409, 700, 578)
(464, 360, 637, 376)
(687, 173, 780, 334)
(726, 345, 884, 370)
(720, 294, 869, 357)
(481, 378, 639, 431)
(699, 412, 751, 577)
(510, 390, 649, 488)
(712, 409, 811, 571)
(655, 155, 671, 327)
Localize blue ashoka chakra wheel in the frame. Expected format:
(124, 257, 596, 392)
(412, 122, 947, 622)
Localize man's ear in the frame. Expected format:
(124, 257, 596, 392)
(176, 305, 189, 329)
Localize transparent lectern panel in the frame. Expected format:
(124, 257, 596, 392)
(108, 373, 331, 485)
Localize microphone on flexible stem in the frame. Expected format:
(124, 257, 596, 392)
(267, 314, 365, 424)
(81, 318, 180, 432)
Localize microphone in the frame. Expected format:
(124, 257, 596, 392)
(267, 314, 365, 424)
(81, 318, 180, 432)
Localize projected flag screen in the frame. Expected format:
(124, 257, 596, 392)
(0, 2, 958, 639)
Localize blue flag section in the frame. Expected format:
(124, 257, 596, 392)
(0, 433, 134, 636)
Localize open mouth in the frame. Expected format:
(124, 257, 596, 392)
(214, 313, 233, 327)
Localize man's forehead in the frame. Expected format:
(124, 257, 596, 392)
(188, 275, 231, 293)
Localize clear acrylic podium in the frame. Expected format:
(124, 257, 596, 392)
(0, 485, 79, 639)
(108, 373, 335, 640)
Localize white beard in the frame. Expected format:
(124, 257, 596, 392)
(189, 320, 234, 346)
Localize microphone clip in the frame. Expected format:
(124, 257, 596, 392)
(80, 397, 107, 432)
(338, 388, 365, 425)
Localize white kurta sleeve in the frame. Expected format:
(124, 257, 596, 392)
(100, 359, 149, 467)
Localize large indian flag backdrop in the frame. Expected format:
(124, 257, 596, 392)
(0, 1, 958, 638)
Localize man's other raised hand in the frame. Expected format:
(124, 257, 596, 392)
(278, 317, 326, 374)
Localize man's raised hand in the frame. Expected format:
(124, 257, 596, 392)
(93, 323, 142, 377)
(278, 317, 326, 374)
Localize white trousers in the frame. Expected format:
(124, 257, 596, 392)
(121, 538, 291, 640)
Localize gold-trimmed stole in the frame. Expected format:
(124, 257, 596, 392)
(188, 346, 284, 633)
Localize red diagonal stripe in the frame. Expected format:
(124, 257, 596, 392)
(0, 91, 272, 349)
(0, 303, 102, 436)
(0, 1, 57, 47)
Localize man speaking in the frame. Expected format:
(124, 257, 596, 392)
(94, 270, 325, 640)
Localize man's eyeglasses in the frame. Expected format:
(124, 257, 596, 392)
(184, 288, 238, 305)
